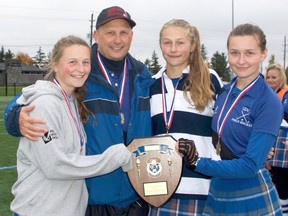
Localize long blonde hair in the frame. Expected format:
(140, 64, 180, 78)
(160, 19, 214, 112)
(44, 35, 91, 123)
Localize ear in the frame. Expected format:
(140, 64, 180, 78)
(52, 63, 58, 73)
(93, 30, 99, 44)
(261, 48, 268, 62)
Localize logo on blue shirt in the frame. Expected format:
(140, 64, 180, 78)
(231, 106, 253, 127)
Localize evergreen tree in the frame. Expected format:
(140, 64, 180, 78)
(211, 51, 231, 82)
(33, 46, 47, 67)
(0, 46, 5, 63)
(0, 46, 14, 62)
(149, 51, 162, 74)
(201, 44, 208, 61)
(268, 54, 275, 65)
(5, 49, 15, 60)
(144, 58, 151, 68)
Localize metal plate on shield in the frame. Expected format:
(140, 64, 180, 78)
(127, 135, 182, 208)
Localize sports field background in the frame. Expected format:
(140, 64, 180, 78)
(0, 88, 22, 215)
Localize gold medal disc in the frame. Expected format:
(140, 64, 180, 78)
(120, 112, 125, 124)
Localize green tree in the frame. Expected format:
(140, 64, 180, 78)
(211, 51, 231, 82)
(144, 58, 151, 69)
(33, 46, 47, 67)
(268, 54, 276, 65)
(0, 46, 15, 62)
(201, 44, 208, 61)
(5, 49, 15, 60)
(148, 51, 162, 74)
(0, 46, 5, 62)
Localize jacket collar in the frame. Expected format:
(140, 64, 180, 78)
(152, 65, 190, 79)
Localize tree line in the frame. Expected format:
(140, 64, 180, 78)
(1, 44, 287, 82)
(0, 46, 49, 68)
(144, 44, 288, 83)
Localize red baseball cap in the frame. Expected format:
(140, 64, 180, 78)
(96, 6, 136, 29)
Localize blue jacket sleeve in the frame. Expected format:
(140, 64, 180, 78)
(195, 131, 276, 179)
(4, 94, 23, 137)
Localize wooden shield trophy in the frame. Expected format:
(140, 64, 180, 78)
(127, 135, 182, 207)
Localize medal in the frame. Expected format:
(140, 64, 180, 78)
(216, 138, 221, 155)
(120, 112, 125, 124)
(97, 52, 128, 125)
(216, 75, 260, 156)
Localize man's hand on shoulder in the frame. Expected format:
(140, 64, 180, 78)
(20, 104, 47, 141)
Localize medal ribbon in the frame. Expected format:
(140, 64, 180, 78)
(216, 75, 260, 139)
(52, 79, 84, 154)
(97, 52, 127, 108)
(161, 72, 182, 133)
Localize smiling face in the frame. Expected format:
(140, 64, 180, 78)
(266, 68, 282, 91)
(94, 19, 133, 61)
(228, 35, 267, 88)
(53, 44, 91, 96)
(160, 26, 193, 77)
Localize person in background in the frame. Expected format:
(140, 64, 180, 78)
(265, 63, 288, 215)
(179, 23, 283, 215)
(265, 63, 288, 123)
(4, 6, 152, 216)
(149, 19, 223, 215)
(10, 35, 132, 216)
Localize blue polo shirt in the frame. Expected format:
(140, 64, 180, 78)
(211, 75, 282, 157)
(194, 75, 283, 179)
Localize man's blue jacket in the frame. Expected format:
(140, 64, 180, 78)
(83, 44, 153, 208)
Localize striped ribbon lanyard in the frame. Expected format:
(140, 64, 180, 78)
(216, 75, 260, 142)
(52, 79, 84, 154)
(96, 51, 127, 109)
(161, 72, 182, 134)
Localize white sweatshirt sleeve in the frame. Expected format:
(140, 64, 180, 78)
(22, 95, 132, 180)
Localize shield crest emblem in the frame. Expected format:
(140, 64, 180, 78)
(127, 135, 182, 207)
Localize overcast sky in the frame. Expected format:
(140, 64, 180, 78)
(1, 0, 287, 69)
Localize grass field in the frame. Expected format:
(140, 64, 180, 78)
(0, 85, 24, 97)
(0, 96, 20, 215)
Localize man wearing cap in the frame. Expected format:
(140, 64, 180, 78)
(83, 6, 152, 215)
(4, 6, 152, 216)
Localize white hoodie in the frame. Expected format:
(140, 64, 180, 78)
(11, 80, 132, 216)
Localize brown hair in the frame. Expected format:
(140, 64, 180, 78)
(159, 19, 214, 112)
(227, 23, 267, 52)
(44, 35, 91, 123)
